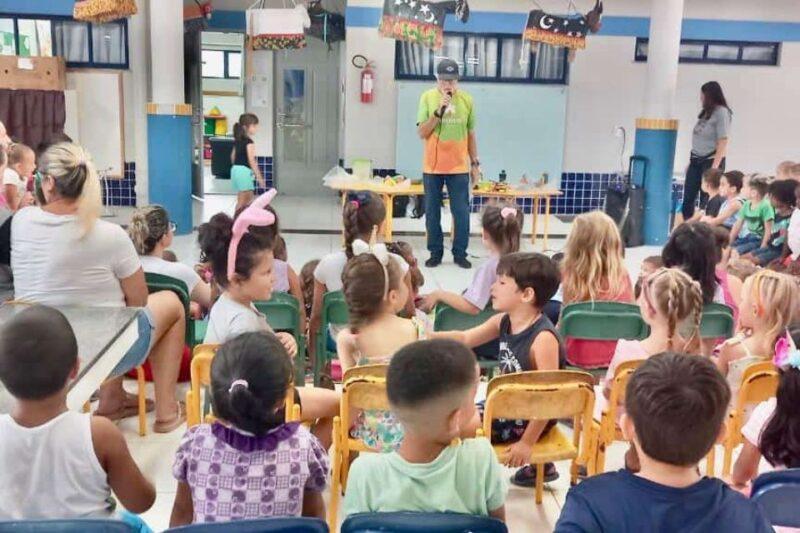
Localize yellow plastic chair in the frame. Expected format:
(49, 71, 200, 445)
(719, 361, 779, 477)
(482, 370, 596, 504)
(186, 343, 300, 427)
(592, 359, 644, 473)
(135, 366, 147, 436)
(329, 365, 390, 530)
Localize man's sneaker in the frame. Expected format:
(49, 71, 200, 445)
(454, 256, 472, 269)
(425, 256, 442, 268)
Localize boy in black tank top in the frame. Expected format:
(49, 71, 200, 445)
(431, 252, 566, 488)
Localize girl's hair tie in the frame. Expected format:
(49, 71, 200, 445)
(229, 379, 249, 393)
(774, 330, 800, 370)
(350, 200, 360, 209)
(500, 206, 517, 219)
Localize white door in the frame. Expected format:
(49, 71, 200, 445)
(274, 39, 339, 196)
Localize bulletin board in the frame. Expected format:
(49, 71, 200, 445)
(395, 81, 567, 185)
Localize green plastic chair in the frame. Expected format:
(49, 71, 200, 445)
(700, 302, 735, 339)
(144, 272, 198, 347)
(558, 302, 648, 342)
(255, 292, 306, 386)
(314, 290, 350, 386)
(433, 303, 500, 371)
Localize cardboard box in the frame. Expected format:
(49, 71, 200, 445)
(0, 56, 66, 91)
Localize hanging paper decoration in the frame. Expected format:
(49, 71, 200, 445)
(73, 0, 137, 23)
(523, 0, 603, 50)
(247, 4, 311, 51)
(378, 0, 469, 49)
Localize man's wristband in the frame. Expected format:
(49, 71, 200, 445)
(471, 160, 480, 167)
(433, 109, 444, 119)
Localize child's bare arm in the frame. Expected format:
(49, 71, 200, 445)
(422, 289, 481, 315)
(429, 313, 502, 347)
(729, 218, 744, 243)
(489, 505, 506, 522)
(731, 441, 761, 488)
(91, 416, 155, 514)
(336, 327, 358, 371)
(169, 482, 194, 527)
(309, 280, 326, 358)
(287, 266, 307, 333)
(760, 219, 773, 249)
(302, 490, 326, 519)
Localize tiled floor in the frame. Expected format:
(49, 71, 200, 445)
(111, 192, 671, 531)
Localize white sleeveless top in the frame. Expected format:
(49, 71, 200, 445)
(0, 411, 111, 519)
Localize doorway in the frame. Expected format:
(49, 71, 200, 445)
(274, 38, 340, 196)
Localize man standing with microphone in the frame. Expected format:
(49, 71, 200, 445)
(417, 58, 481, 269)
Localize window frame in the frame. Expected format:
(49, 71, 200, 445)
(0, 13, 129, 69)
(201, 48, 242, 80)
(634, 37, 780, 67)
(394, 31, 570, 85)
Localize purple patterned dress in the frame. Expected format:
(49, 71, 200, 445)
(173, 422, 329, 523)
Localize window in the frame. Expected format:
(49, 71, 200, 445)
(395, 32, 569, 84)
(202, 49, 241, 79)
(0, 14, 127, 68)
(0, 15, 128, 69)
(635, 38, 780, 66)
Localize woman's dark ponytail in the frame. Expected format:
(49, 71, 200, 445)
(234, 113, 259, 143)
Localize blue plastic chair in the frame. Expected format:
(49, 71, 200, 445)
(168, 518, 328, 532)
(341, 512, 508, 533)
(751, 468, 800, 528)
(0, 519, 137, 532)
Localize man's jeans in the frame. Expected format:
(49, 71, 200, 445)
(424, 173, 470, 259)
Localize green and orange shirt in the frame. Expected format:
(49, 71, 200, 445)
(417, 88, 475, 175)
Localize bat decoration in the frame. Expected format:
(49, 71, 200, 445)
(523, 0, 603, 50)
(378, 0, 470, 49)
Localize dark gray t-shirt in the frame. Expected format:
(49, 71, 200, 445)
(692, 106, 731, 157)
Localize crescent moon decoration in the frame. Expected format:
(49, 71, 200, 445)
(523, 4, 601, 54)
(378, 0, 448, 49)
(539, 17, 553, 30)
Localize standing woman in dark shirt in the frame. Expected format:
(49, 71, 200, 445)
(231, 113, 266, 211)
(682, 81, 732, 220)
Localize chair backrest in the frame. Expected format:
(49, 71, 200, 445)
(559, 301, 648, 341)
(700, 303, 734, 339)
(317, 290, 349, 340)
(486, 370, 595, 399)
(341, 376, 390, 431)
(168, 517, 329, 532)
(600, 359, 644, 442)
(341, 512, 507, 533)
(0, 519, 137, 532)
(255, 292, 301, 333)
(484, 381, 594, 423)
(751, 469, 800, 528)
(343, 363, 389, 382)
(145, 272, 194, 345)
(433, 302, 497, 332)
(736, 361, 779, 413)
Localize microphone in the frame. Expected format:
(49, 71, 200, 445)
(442, 90, 453, 116)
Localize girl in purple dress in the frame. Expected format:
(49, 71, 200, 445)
(170, 331, 329, 526)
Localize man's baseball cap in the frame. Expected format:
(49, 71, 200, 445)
(436, 58, 460, 80)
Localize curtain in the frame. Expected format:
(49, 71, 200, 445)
(53, 20, 90, 63)
(501, 38, 530, 79)
(91, 22, 126, 64)
(534, 43, 565, 80)
(0, 89, 66, 151)
(400, 41, 431, 76)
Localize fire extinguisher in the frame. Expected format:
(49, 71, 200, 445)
(353, 55, 374, 104)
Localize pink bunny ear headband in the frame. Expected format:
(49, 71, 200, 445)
(774, 330, 800, 370)
(227, 189, 277, 281)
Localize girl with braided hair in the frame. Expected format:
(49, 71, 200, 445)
(598, 267, 705, 418)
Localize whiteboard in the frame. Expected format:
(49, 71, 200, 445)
(396, 81, 567, 186)
(65, 71, 125, 178)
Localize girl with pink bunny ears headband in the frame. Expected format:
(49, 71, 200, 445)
(227, 188, 278, 281)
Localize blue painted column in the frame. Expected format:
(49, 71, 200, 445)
(147, 104, 193, 235)
(634, 119, 678, 245)
(635, 0, 684, 245)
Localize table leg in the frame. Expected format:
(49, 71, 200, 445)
(531, 197, 540, 246)
(544, 196, 551, 250)
(383, 194, 394, 241)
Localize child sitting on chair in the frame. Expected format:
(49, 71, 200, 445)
(198, 190, 338, 447)
(170, 331, 328, 526)
(3, 143, 35, 211)
(0, 305, 155, 523)
(420, 204, 523, 315)
(555, 353, 772, 532)
(343, 339, 507, 521)
(431, 252, 565, 489)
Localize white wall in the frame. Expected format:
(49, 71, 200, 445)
(245, 50, 274, 157)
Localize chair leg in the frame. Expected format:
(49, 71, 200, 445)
(535, 463, 544, 504)
(328, 417, 342, 532)
(570, 460, 578, 486)
(136, 366, 147, 437)
(706, 446, 716, 478)
(341, 449, 352, 493)
(186, 390, 198, 427)
(595, 443, 607, 475)
(722, 442, 734, 477)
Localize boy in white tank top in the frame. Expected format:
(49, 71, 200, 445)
(0, 305, 156, 521)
